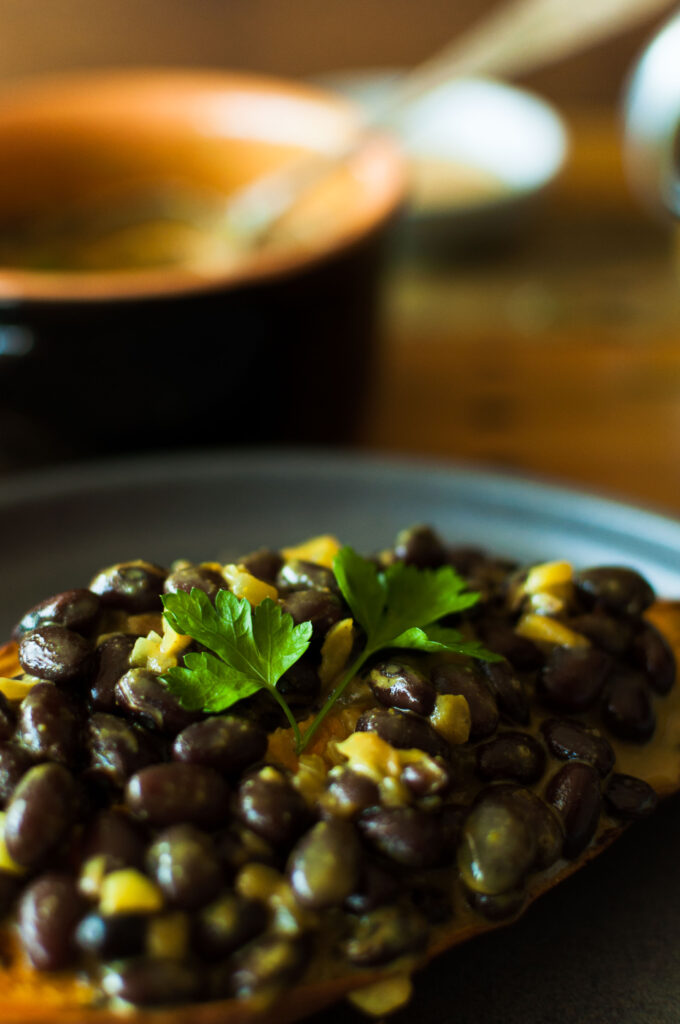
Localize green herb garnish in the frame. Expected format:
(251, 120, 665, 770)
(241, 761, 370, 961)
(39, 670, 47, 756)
(160, 546, 500, 754)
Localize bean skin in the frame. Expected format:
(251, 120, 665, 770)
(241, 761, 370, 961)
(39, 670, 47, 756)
(545, 762, 602, 858)
(358, 807, 446, 868)
(5, 763, 77, 868)
(343, 906, 427, 967)
(0, 743, 32, 806)
(0, 871, 21, 917)
(433, 663, 499, 739)
(320, 768, 380, 819)
(541, 718, 615, 777)
(173, 716, 267, 776)
(236, 767, 308, 847)
(90, 561, 167, 614)
(102, 958, 204, 1006)
(230, 935, 309, 1000)
(0, 693, 14, 742)
(539, 646, 612, 713)
(481, 661, 530, 724)
(163, 565, 225, 601)
(87, 713, 159, 787)
(401, 756, 452, 797)
(343, 860, 400, 915)
(89, 634, 136, 712)
(80, 810, 146, 874)
(394, 525, 447, 568)
(458, 797, 536, 895)
(126, 763, 230, 829)
(478, 619, 544, 671)
(18, 874, 84, 970)
(465, 886, 526, 921)
(276, 659, 321, 711)
(632, 623, 676, 696)
(280, 590, 343, 642)
(196, 893, 268, 960)
(76, 913, 146, 959)
(18, 626, 93, 685)
(368, 662, 436, 716)
(476, 731, 546, 785)
(502, 786, 564, 869)
(146, 825, 223, 910)
(604, 773, 658, 820)
(13, 589, 101, 641)
(16, 683, 80, 766)
(601, 668, 656, 742)
(238, 549, 283, 584)
(115, 668, 200, 736)
(567, 614, 633, 656)
(277, 560, 338, 593)
(288, 820, 360, 909)
(573, 567, 655, 616)
(355, 707, 449, 759)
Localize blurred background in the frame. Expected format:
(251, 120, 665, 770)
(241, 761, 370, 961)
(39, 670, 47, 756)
(1, 0, 680, 514)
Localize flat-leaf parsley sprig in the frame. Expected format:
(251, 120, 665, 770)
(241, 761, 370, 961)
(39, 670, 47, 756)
(159, 545, 500, 754)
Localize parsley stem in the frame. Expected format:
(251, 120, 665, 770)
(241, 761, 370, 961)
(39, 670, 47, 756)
(296, 649, 372, 754)
(269, 686, 302, 749)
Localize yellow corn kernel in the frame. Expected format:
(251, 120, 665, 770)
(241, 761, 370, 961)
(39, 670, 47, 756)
(0, 675, 42, 701)
(516, 614, 590, 648)
(319, 618, 355, 688)
(292, 754, 327, 808)
(78, 854, 108, 899)
(0, 813, 26, 875)
(147, 913, 189, 960)
(159, 619, 191, 659)
(236, 863, 316, 935)
(130, 631, 162, 667)
(222, 564, 278, 606)
(429, 694, 471, 745)
(524, 561, 573, 593)
(282, 535, 341, 569)
(348, 975, 414, 1017)
(336, 732, 404, 786)
(100, 870, 163, 915)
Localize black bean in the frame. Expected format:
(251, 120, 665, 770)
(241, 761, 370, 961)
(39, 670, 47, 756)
(321, 768, 380, 819)
(394, 525, 446, 568)
(355, 707, 449, 759)
(18, 873, 84, 970)
(5, 763, 77, 867)
(358, 806, 446, 868)
(401, 756, 452, 797)
(90, 561, 167, 614)
(539, 646, 612, 713)
(566, 614, 633, 656)
(13, 589, 101, 642)
(458, 797, 536, 895)
(632, 623, 676, 696)
(276, 659, 321, 710)
(368, 661, 436, 716)
(76, 913, 146, 959)
(89, 634, 137, 712)
(235, 767, 308, 847)
(146, 825, 223, 910)
(445, 545, 487, 576)
(277, 559, 338, 593)
(0, 743, 31, 806)
(18, 626, 93, 686)
(465, 886, 526, 921)
(102, 958, 203, 1006)
(0, 693, 15, 742)
(16, 682, 80, 766)
(478, 619, 544, 670)
(541, 718, 615, 777)
(604, 773, 658, 819)
(239, 548, 284, 584)
(163, 566, 225, 601)
(601, 668, 656, 742)
(545, 762, 602, 858)
(126, 763, 229, 829)
(288, 820, 360, 910)
(574, 567, 655, 616)
(172, 716, 267, 776)
(115, 668, 200, 735)
(481, 660, 530, 724)
(280, 590, 343, 642)
(343, 906, 427, 967)
(503, 786, 564, 869)
(476, 731, 546, 784)
(80, 810, 146, 873)
(87, 713, 159, 787)
(215, 825, 277, 875)
(195, 893, 268, 960)
(0, 871, 21, 916)
(230, 935, 309, 999)
(433, 663, 499, 739)
(344, 860, 400, 914)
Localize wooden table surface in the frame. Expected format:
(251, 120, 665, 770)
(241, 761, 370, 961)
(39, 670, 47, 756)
(359, 109, 680, 518)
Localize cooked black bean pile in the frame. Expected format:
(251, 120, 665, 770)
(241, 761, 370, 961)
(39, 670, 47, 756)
(0, 528, 674, 1010)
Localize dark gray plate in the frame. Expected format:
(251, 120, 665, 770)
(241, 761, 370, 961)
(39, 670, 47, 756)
(1, 450, 679, 1024)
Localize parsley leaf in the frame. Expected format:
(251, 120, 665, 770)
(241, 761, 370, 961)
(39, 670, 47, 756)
(298, 546, 500, 750)
(160, 589, 312, 743)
